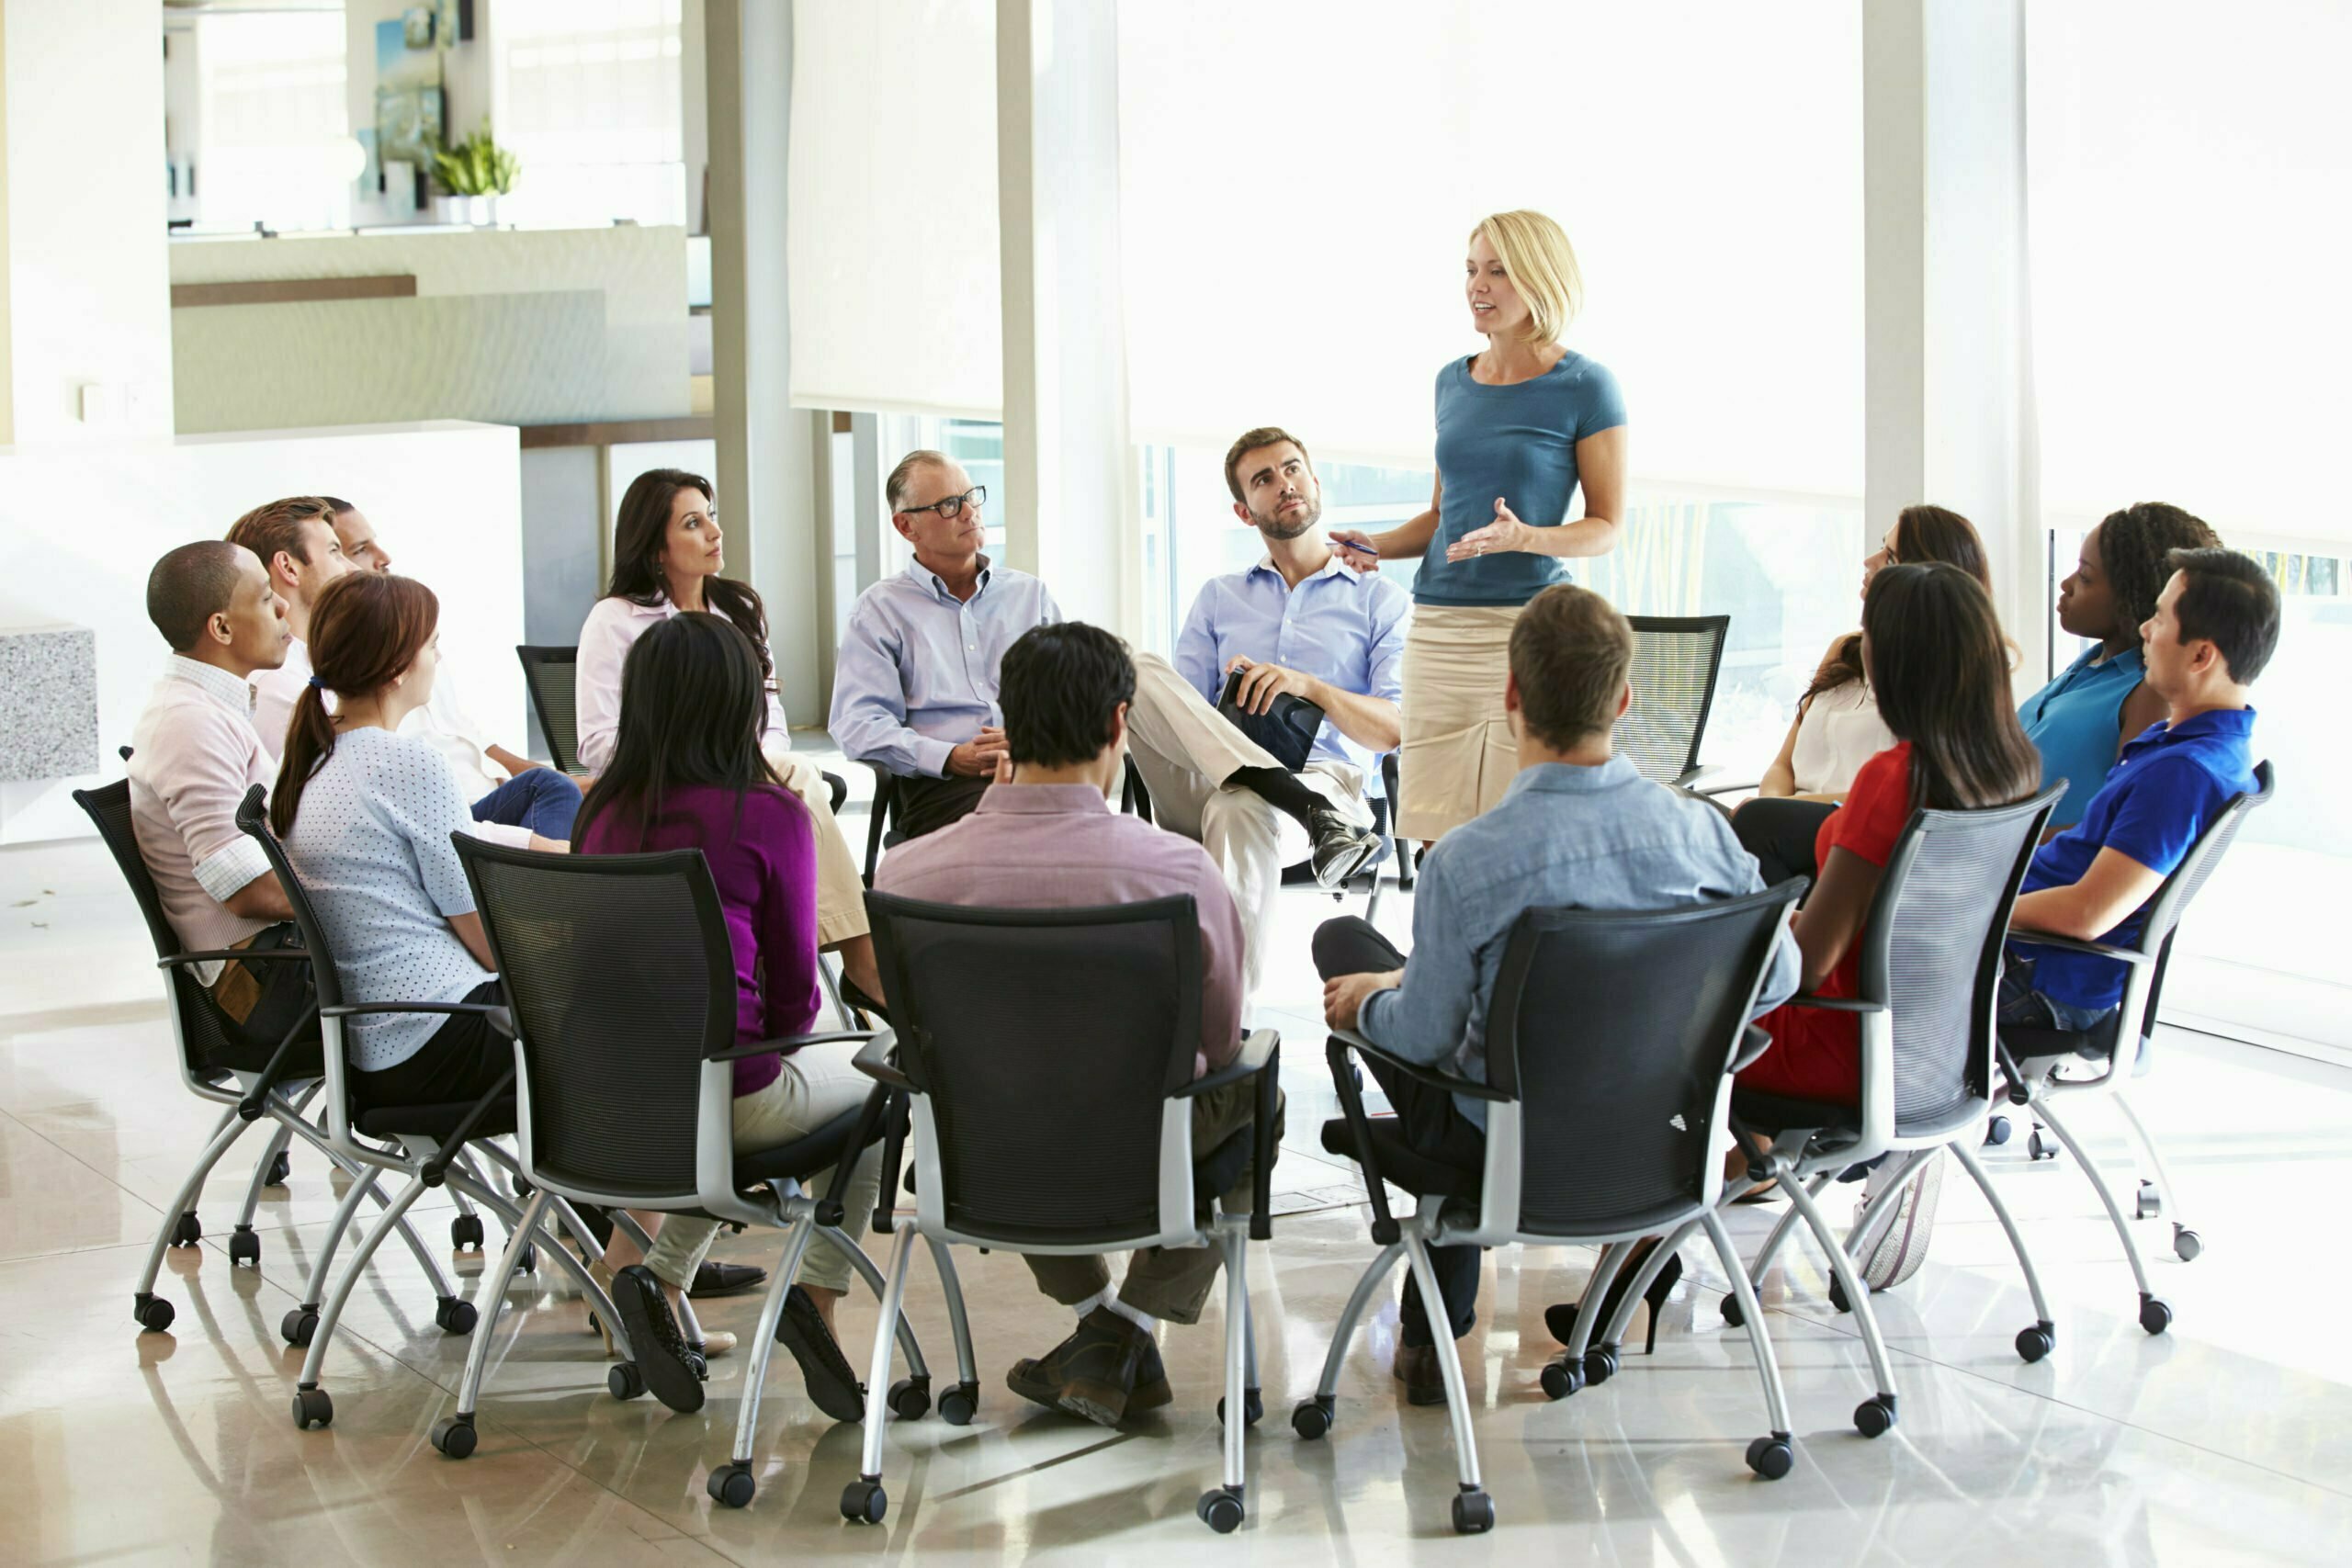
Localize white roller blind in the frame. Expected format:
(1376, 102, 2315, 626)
(787, 0, 1001, 418)
(2028, 0, 2352, 540)
(1115, 0, 1861, 491)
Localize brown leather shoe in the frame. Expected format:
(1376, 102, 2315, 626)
(1393, 1343, 1447, 1406)
(1007, 1308, 1147, 1427)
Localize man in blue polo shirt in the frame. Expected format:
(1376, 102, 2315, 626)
(2004, 547, 2278, 1028)
(1129, 424, 1408, 1004)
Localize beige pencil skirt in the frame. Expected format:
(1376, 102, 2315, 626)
(1396, 604, 1525, 841)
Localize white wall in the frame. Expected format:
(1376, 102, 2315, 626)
(0, 0, 175, 446)
(0, 421, 526, 844)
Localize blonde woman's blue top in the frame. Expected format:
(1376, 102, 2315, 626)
(1416, 350, 1626, 607)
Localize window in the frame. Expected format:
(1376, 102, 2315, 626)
(173, 13, 353, 235)
(497, 0, 686, 230)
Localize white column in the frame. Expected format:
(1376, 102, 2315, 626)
(705, 0, 824, 722)
(0, 0, 175, 447)
(995, 0, 1134, 635)
(1864, 0, 2042, 680)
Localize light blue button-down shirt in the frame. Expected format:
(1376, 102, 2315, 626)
(1358, 757, 1801, 1127)
(1173, 552, 1410, 781)
(830, 556, 1061, 777)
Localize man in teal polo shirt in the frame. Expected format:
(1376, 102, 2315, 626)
(2004, 547, 2279, 1028)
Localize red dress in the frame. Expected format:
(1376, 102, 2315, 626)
(1738, 743, 1915, 1105)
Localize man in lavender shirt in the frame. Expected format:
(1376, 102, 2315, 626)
(876, 622, 1283, 1428)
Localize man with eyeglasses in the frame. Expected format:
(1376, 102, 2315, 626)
(831, 451, 1063, 839)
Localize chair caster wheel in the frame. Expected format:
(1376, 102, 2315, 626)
(435, 1295, 478, 1335)
(1828, 1275, 1853, 1314)
(2028, 1129, 2056, 1161)
(2174, 1226, 2202, 1262)
(1196, 1486, 1245, 1534)
(228, 1226, 262, 1268)
(1583, 1346, 1618, 1385)
(887, 1377, 931, 1420)
(841, 1477, 888, 1524)
(1854, 1393, 1896, 1438)
(1539, 1359, 1584, 1400)
(134, 1292, 175, 1333)
(2136, 1180, 2162, 1221)
(608, 1362, 646, 1401)
(1216, 1389, 1263, 1427)
(1451, 1489, 1495, 1535)
(291, 1388, 334, 1430)
(2015, 1322, 2055, 1363)
(282, 1307, 319, 1348)
(707, 1462, 756, 1508)
(266, 1149, 291, 1187)
(430, 1416, 476, 1459)
(2139, 1296, 2173, 1336)
(513, 1243, 537, 1275)
(1291, 1396, 1333, 1439)
(171, 1211, 201, 1247)
(1720, 1291, 1745, 1328)
(1984, 1115, 2011, 1146)
(1746, 1433, 1794, 1479)
(938, 1382, 979, 1426)
(451, 1214, 485, 1250)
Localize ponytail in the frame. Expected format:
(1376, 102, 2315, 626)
(266, 572, 440, 839)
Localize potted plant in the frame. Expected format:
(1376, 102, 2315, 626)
(428, 120, 520, 225)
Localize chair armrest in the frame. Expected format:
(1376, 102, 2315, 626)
(1783, 992, 1884, 1015)
(1677, 765, 1753, 796)
(1329, 1028, 1509, 1100)
(1323, 1034, 1399, 1244)
(236, 1004, 322, 1121)
(1728, 1023, 1773, 1074)
(815, 1082, 895, 1228)
(322, 1000, 509, 1020)
(160, 947, 313, 970)
(850, 1031, 913, 1092)
(2003, 928, 2153, 964)
(707, 1029, 879, 1063)
(420, 1068, 517, 1187)
(1175, 1028, 1279, 1099)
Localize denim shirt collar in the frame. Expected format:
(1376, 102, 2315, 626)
(1499, 755, 1643, 800)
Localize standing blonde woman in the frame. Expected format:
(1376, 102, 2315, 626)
(1332, 209, 1627, 840)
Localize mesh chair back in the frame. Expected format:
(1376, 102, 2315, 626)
(454, 839, 735, 1201)
(1622, 615, 1730, 784)
(867, 891, 1201, 1247)
(516, 646, 583, 774)
(1854, 784, 2062, 1134)
(2122, 760, 2273, 1043)
(72, 780, 249, 1077)
(1485, 884, 1804, 1235)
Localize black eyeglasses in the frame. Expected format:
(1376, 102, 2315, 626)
(899, 485, 987, 521)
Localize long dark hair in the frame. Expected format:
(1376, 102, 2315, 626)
(2094, 502, 2221, 649)
(605, 468, 773, 681)
(272, 573, 438, 836)
(1863, 562, 2041, 812)
(572, 612, 791, 850)
(1807, 504, 1996, 703)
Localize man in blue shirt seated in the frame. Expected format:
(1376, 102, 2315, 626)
(2004, 547, 2278, 1033)
(830, 451, 1063, 839)
(1318, 583, 1800, 1405)
(1128, 425, 1407, 1004)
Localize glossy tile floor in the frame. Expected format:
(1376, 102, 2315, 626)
(6, 754, 2351, 1564)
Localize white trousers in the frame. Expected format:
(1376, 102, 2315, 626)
(1124, 652, 1369, 1007)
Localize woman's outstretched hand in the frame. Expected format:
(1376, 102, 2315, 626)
(1445, 498, 1532, 563)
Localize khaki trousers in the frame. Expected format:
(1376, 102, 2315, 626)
(1023, 1075, 1284, 1324)
(1396, 604, 1523, 841)
(763, 743, 871, 948)
(1123, 652, 1369, 1005)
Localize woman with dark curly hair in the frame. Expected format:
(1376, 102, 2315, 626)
(2022, 502, 2220, 829)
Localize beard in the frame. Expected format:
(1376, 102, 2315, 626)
(1252, 495, 1321, 541)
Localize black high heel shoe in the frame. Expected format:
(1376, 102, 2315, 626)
(838, 976, 891, 1023)
(1544, 1249, 1684, 1354)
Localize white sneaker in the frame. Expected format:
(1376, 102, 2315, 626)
(1857, 1152, 1943, 1291)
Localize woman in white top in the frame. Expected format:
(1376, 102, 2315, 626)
(1737, 505, 1996, 880)
(577, 468, 883, 1005)
(273, 572, 568, 1106)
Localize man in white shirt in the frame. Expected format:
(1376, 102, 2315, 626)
(127, 541, 313, 1068)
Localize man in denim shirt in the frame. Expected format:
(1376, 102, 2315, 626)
(1318, 584, 1799, 1404)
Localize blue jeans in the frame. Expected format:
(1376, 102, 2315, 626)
(473, 767, 581, 840)
(1997, 949, 2115, 1033)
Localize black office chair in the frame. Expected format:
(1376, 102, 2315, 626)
(862, 755, 1152, 886)
(231, 787, 621, 1432)
(72, 778, 450, 1336)
(844, 892, 1280, 1532)
(1706, 784, 2063, 1403)
(1995, 761, 2274, 1335)
(1621, 615, 1731, 789)
(438, 836, 934, 1488)
(1306, 883, 1807, 1530)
